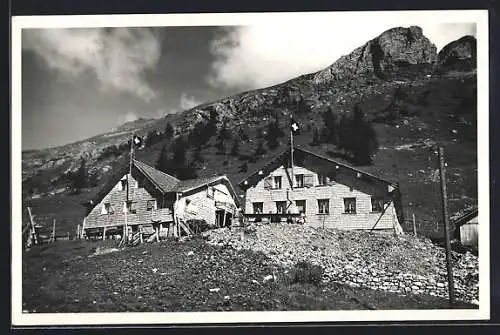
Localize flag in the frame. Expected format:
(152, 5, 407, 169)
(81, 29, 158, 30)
(133, 135, 143, 147)
(291, 118, 300, 135)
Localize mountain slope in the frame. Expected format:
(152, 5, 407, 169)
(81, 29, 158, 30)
(21, 28, 477, 240)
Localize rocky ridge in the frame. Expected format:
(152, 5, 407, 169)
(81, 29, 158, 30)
(203, 224, 479, 304)
(313, 26, 437, 85)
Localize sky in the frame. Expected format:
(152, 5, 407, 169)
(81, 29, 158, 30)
(21, 20, 476, 150)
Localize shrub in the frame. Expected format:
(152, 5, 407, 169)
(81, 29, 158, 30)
(289, 261, 324, 286)
(186, 219, 210, 235)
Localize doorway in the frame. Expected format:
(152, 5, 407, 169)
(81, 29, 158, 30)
(215, 210, 232, 227)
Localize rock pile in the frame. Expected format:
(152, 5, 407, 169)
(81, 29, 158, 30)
(203, 223, 479, 304)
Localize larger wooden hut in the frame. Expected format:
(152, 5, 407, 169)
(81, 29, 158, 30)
(81, 159, 239, 239)
(239, 146, 404, 233)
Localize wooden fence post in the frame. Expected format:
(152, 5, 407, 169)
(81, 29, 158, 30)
(51, 219, 56, 243)
(438, 146, 455, 307)
(412, 213, 417, 237)
(27, 207, 38, 246)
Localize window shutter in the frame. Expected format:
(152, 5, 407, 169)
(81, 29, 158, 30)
(304, 174, 315, 187)
(263, 177, 273, 189)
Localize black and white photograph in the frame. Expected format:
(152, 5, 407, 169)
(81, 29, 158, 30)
(11, 10, 489, 325)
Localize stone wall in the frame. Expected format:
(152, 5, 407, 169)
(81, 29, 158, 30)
(203, 223, 479, 304)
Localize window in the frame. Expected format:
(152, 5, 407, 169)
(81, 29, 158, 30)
(274, 176, 282, 189)
(295, 174, 304, 188)
(371, 197, 385, 212)
(263, 177, 273, 189)
(253, 202, 263, 214)
(124, 201, 137, 214)
(119, 179, 127, 191)
(344, 198, 357, 214)
(317, 174, 329, 186)
(276, 201, 287, 214)
(101, 203, 112, 215)
(318, 199, 329, 214)
(146, 199, 157, 211)
(207, 186, 215, 199)
(295, 200, 306, 214)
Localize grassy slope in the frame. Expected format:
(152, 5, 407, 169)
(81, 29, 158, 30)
(22, 72, 477, 240)
(22, 238, 474, 313)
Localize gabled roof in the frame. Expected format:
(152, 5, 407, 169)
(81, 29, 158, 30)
(173, 175, 225, 192)
(238, 146, 398, 189)
(83, 159, 240, 212)
(173, 175, 241, 207)
(451, 206, 478, 228)
(133, 159, 180, 193)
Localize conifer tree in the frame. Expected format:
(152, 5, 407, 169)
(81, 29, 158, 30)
(192, 146, 205, 163)
(239, 162, 248, 173)
(350, 105, 378, 165)
(238, 128, 249, 142)
(322, 107, 339, 146)
(155, 144, 171, 173)
(338, 114, 352, 153)
(172, 136, 188, 165)
(230, 138, 240, 156)
(164, 123, 174, 139)
(265, 116, 284, 150)
(72, 157, 88, 193)
(310, 128, 322, 146)
(254, 140, 267, 158)
(217, 121, 231, 142)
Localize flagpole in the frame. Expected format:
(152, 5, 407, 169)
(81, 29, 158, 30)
(290, 114, 294, 190)
(125, 131, 134, 243)
(127, 131, 135, 202)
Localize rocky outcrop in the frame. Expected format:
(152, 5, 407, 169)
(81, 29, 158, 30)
(314, 26, 438, 84)
(438, 35, 476, 71)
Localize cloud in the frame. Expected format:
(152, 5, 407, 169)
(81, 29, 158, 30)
(118, 110, 139, 124)
(207, 22, 477, 90)
(179, 93, 202, 111)
(23, 27, 161, 102)
(155, 93, 203, 119)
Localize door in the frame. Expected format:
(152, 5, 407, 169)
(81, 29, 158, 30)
(215, 210, 225, 227)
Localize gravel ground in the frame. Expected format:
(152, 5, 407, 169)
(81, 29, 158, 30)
(21, 237, 475, 313)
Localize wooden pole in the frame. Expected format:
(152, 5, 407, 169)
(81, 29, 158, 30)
(290, 128, 294, 190)
(412, 213, 417, 237)
(51, 219, 56, 243)
(438, 147, 455, 307)
(81, 217, 86, 239)
(103, 226, 107, 240)
(27, 207, 38, 245)
(222, 209, 227, 228)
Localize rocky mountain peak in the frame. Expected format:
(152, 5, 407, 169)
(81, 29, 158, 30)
(438, 35, 476, 71)
(313, 26, 438, 85)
